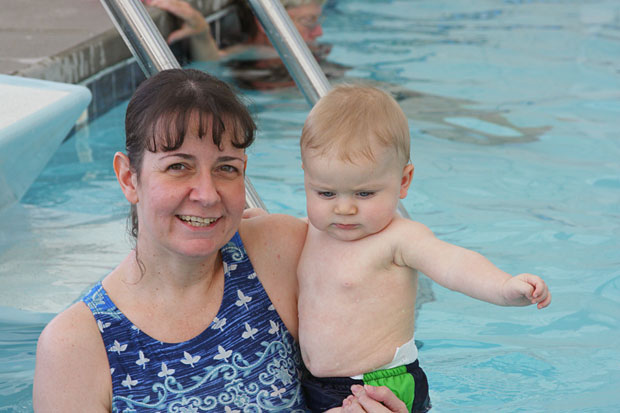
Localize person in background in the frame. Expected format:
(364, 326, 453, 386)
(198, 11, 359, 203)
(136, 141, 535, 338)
(144, 0, 326, 61)
(297, 84, 552, 412)
(32, 69, 407, 412)
(144, 0, 549, 142)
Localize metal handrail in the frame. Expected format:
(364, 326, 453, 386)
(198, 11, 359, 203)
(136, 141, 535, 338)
(246, 0, 330, 106)
(100, 0, 180, 76)
(99, 0, 266, 210)
(245, 0, 411, 218)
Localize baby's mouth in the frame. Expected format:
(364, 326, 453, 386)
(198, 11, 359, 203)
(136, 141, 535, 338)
(334, 223, 357, 229)
(177, 215, 218, 227)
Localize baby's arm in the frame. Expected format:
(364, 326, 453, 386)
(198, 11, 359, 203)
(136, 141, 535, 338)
(394, 220, 551, 308)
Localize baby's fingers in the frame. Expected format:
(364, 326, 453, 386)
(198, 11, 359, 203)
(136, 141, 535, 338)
(536, 290, 552, 309)
(518, 273, 551, 309)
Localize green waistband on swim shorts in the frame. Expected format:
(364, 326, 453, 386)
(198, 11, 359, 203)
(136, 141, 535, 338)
(363, 365, 415, 412)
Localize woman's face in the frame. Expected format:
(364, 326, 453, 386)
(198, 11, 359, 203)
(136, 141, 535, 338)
(133, 119, 247, 260)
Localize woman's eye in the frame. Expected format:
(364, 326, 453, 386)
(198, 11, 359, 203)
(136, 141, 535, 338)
(218, 165, 239, 173)
(318, 191, 335, 198)
(168, 163, 186, 171)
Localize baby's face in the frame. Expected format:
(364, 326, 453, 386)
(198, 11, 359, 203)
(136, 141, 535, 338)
(302, 147, 411, 241)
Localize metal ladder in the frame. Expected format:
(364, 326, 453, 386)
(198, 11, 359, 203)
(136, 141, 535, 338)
(99, 0, 409, 218)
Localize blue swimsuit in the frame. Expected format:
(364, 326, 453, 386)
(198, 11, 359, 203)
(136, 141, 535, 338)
(83, 232, 308, 412)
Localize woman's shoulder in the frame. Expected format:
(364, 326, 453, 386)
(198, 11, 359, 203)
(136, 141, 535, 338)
(238, 213, 307, 272)
(239, 213, 307, 250)
(238, 214, 307, 339)
(34, 300, 111, 410)
(37, 299, 107, 366)
(38, 300, 100, 351)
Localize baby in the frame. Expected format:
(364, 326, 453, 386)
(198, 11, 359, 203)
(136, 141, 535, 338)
(296, 84, 551, 412)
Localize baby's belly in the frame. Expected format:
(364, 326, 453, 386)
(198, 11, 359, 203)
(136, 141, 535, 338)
(298, 297, 414, 377)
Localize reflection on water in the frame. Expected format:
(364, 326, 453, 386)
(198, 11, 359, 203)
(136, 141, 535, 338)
(222, 43, 549, 145)
(368, 80, 549, 145)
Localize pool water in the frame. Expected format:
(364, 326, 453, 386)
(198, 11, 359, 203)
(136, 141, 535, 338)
(1, 0, 620, 411)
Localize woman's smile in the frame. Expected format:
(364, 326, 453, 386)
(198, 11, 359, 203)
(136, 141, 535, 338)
(177, 215, 219, 228)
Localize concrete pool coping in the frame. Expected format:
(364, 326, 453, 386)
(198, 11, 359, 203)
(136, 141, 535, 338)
(0, 0, 234, 118)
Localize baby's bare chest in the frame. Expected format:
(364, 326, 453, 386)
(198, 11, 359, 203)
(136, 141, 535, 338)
(298, 233, 410, 291)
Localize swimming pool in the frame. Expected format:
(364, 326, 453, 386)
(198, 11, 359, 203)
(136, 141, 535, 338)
(1, 0, 619, 410)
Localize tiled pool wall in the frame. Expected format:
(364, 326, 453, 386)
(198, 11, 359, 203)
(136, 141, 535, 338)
(81, 58, 146, 122)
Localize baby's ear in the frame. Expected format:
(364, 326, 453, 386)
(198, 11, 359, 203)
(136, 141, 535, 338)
(399, 163, 414, 199)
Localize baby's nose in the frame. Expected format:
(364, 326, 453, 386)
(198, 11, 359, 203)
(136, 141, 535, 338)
(334, 200, 357, 215)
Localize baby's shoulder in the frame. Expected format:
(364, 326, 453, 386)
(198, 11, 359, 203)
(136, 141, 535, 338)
(385, 216, 433, 239)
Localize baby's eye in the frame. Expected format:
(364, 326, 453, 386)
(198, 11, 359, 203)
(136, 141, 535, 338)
(357, 191, 374, 198)
(318, 191, 335, 198)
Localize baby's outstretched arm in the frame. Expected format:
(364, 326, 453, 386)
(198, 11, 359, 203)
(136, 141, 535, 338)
(395, 219, 551, 308)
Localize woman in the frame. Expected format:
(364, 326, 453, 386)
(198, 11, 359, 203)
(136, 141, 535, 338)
(33, 69, 406, 412)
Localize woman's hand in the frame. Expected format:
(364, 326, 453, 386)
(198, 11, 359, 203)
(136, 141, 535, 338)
(242, 207, 269, 219)
(341, 384, 408, 413)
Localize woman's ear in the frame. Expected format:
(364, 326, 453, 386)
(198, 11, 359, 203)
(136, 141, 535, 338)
(113, 152, 139, 204)
(399, 163, 414, 199)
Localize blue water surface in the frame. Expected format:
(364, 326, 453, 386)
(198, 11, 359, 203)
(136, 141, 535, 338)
(1, 0, 619, 411)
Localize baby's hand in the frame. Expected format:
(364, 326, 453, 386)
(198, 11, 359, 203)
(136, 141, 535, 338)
(502, 273, 551, 309)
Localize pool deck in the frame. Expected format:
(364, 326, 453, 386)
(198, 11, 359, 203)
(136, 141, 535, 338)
(0, 0, 226, 84)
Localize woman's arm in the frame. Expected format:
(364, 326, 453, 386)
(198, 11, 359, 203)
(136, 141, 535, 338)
(239, 213, 307, 340)
(33, 302, 111, 412)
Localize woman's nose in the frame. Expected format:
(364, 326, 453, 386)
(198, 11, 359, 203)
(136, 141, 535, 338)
(189, 174, 220, 205)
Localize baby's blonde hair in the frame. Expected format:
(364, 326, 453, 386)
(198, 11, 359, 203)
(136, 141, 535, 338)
(300, 84, 411, 165)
